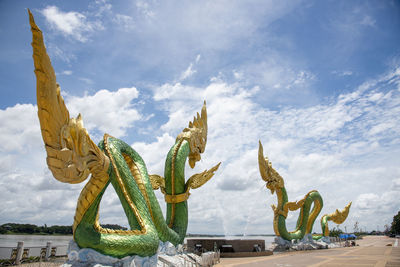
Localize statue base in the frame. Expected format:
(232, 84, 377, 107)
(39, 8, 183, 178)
(272, 234, 340, 252)
(62, 240, 219, 267)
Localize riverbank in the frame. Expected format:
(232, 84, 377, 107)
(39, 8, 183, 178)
(215, 235, 400, 266)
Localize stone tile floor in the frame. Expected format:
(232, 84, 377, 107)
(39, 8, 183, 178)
(216, 236, 400, 267)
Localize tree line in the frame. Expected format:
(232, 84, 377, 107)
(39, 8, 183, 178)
(390, 210, 400, 235)
(0, 223, 127, 235)
(2, 211, 399, 236)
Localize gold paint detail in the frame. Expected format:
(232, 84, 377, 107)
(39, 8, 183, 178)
(30, 9, 112, 235)
(176, 101, 208, 169)
(122, 153, 154, 221)
(72, 169, 109, 233)
(93, 210, 143, 235)
(186, 163, 221, 189)
(166, 101, 220, 226)
(167, 101, 219, 227)
(164, 189, 190, 204)
(323, 221, 330, 236)
(156, 164, 220, 204)
(281, 196, 307, 219)
(103, 134, 147, 235)
(149, 175, 165, 190)
(30, 9, 109, 185)
(166, 161, 220, 205)
(258, 141, 284, 194)
(324, 202, 352, 224)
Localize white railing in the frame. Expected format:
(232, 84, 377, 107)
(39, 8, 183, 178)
(0, 242, 67, 263)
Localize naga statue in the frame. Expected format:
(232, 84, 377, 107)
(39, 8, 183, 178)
(258, 141, 351, 241)
(29, 10, 220, 258)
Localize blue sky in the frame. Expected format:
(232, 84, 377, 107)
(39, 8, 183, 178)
(0, 0, 400, 235)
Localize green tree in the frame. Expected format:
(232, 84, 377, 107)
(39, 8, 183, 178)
(329, 226, 343, 237)
(0, 225, 7, 234)
(391, 210, 400, 235)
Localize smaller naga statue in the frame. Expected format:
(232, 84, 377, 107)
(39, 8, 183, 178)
(258, 141, 351, 240)
(29, 10, 220, 258)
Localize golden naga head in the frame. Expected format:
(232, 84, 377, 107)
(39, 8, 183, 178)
(258, 141, 284, 194)
(177, 101, 207, 168)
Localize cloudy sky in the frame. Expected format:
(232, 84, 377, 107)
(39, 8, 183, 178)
(1, 0, 400, 235)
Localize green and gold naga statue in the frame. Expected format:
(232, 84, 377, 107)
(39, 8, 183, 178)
(258, 141, 351, 241)
(29, 10, 220, 258)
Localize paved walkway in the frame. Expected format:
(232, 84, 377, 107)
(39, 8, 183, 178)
(215, 236, 400, 267)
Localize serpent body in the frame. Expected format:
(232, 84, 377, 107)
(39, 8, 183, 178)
(258, 141, 351, 241)
(29, 10, 219, 258)
(74, 136, 190, 257)
(273, 188, 324, 240)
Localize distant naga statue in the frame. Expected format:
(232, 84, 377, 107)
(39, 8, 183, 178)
(258, 141, 351, 241)
(29, 10, 220, 257)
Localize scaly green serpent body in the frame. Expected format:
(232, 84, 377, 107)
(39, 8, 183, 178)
(258, 141, 351, 241)
(29, 10, 219, 258)
(73, 136, 190, 257)
(273, 188, 324, 240)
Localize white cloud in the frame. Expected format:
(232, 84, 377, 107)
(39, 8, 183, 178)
(78, 77, 94, 85)
(113, 14, 135, 31)
(0, 85, 147, 226)
(332, 70, 353, 76)
(66, 87, 142, 139)
(132, 133, 176, 176)
(1, 61, 399, 234)
(0, 104, 82, 225)
(147, 65, 400, 234)
(41, 6, 104, 42)
(392, 178, 400, 190)
(136, 0, 155, 19)
(0, 104, 41, 153)
(47, 43, 76, 63)
(61, 70, 72, 75)
(92, 0, 112, 17)
(179, 55, 201, 81)
(232, 58, 317, 106)
(179, 63, 196, 81)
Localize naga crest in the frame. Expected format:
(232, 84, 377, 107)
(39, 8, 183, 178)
(176, 101, 207, 168)
(325, 202, 352, 224)
(258, 141, 284, 194)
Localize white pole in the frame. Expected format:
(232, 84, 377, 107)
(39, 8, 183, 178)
(15, 241, 24, 265)
(45, 241, 52, 261)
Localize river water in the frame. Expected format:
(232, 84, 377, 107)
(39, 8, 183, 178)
(0, 234, 275, 248)
(0, 235, 72, 248)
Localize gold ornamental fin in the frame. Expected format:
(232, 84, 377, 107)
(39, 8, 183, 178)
(149, 174, 165, 190)
(326, 202, 352, 224)
(186, 162, 221, 189)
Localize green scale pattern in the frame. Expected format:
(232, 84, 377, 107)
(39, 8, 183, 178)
(74, 136, 190, 257)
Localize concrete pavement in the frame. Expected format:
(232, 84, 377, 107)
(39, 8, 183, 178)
(215, 236, 400, 267)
